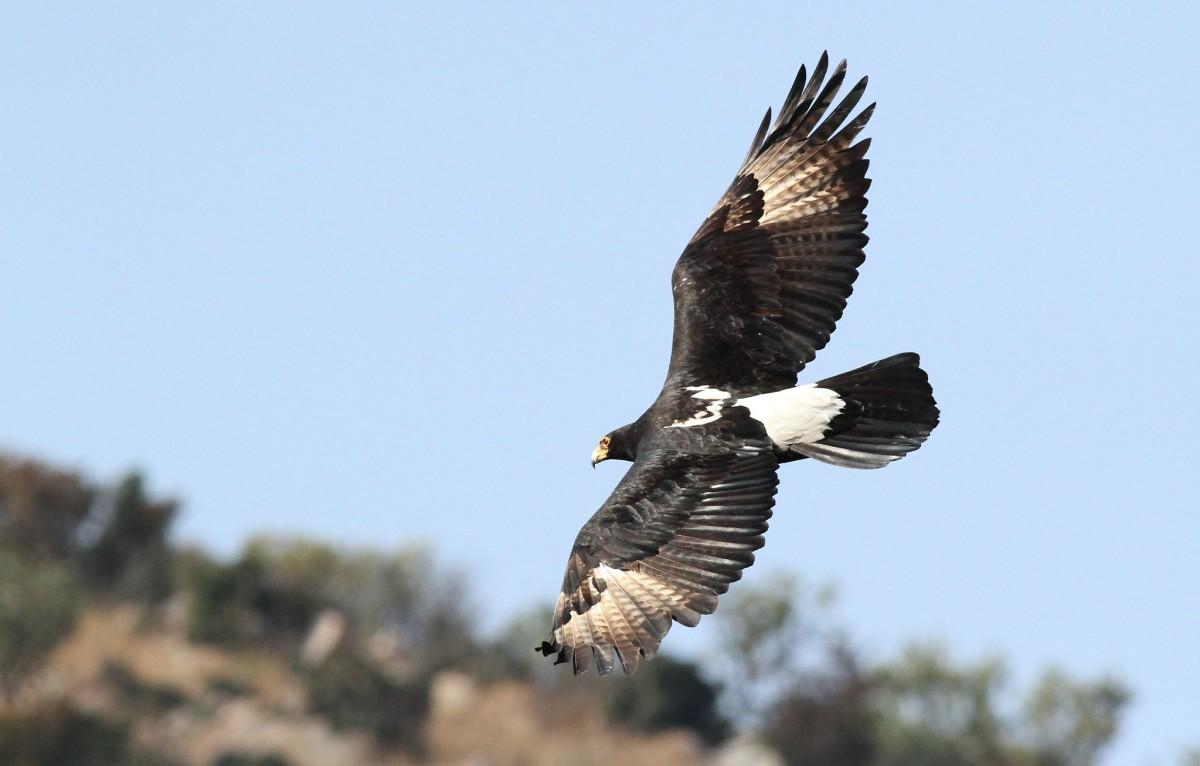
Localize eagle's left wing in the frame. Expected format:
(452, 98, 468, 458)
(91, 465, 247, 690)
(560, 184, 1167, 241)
(663, 54, 874, 395)
(539, 423, 778, 675)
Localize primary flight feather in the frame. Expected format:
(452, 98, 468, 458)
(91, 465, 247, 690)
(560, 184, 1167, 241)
(539, 53, 939, 675)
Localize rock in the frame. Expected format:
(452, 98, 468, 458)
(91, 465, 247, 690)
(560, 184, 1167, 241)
(711, 734, 786, 766)
(429, 671, 478, 718)
(300, 610, 346, 667)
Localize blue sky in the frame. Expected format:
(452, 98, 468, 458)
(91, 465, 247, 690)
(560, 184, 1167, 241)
(2, 3, 1197, 763)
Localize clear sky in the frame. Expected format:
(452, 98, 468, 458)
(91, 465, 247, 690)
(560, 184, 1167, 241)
(2, 3, 1197, 763)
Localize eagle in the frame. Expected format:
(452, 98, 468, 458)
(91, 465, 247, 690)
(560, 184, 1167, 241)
(538, 54, 939, 675)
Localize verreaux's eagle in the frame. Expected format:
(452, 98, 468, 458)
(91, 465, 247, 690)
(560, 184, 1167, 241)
(539, 54, 939, 675)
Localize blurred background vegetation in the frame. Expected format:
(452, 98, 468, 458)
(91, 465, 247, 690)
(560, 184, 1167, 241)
(0, 452, 1189, 766)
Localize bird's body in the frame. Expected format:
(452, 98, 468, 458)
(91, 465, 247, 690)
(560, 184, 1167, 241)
(540, 54, 939, 675)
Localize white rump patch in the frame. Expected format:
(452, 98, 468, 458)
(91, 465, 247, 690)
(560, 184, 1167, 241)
(668, 386, 731, 428)
(736, 384, 845, 447)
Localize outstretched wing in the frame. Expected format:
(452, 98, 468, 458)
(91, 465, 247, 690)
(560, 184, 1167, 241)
(665, 53, 873, 394)
(539, 422, 778, 675)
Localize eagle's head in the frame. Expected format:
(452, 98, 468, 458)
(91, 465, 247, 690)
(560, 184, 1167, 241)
(591, 426, 638, 467)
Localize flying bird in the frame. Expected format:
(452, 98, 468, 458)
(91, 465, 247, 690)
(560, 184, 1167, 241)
(538, 54, 939, 675)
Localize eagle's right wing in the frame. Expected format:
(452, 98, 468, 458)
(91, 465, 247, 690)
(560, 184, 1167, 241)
(539, 426, 778, 675)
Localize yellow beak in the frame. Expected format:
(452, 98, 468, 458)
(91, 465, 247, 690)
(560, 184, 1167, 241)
(591, 443, 609, 468)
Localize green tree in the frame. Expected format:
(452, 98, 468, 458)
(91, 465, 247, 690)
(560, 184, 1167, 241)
(321, 542, 476, 672)
(469, 604, 556, 681)
(179, 546, 274, 644)
(869, 643, 1010, 766)
(720, 572, 804, 681)
(80, 473, 176, 602)
(714, 571, 838, 724)
(1020, 668, 1129, 766)
(0, 455, 94, 560)
(762, 641, 1130, 766)
(0, 457, 178, 603)
(763, 642, 877, 766)
(599, 654, 730, 744)
(182, 536, 477, 674)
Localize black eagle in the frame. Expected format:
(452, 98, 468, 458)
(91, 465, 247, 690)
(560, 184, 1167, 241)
(539, 54, 939, 675)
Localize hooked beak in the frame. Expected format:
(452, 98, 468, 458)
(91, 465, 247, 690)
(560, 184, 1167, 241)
(591, 442, 609, 468)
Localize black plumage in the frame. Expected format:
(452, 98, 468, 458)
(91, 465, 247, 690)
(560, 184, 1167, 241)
(539, 54, 940, 675)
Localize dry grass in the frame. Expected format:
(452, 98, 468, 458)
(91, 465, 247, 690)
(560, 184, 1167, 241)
(11, 605, 718, 766)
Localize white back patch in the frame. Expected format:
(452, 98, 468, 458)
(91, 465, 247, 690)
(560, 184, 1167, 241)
(668, 386, 732, 428)
(736, 384, 845, 447)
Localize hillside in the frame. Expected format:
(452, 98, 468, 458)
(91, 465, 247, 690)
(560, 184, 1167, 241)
(10, 603, 720, 766)
(0, 453, 1144, 766)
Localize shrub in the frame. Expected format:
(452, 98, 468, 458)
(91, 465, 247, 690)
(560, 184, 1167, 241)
(180, 548, 271, 644)
(101, 661, 187, 716)
(763, 644, 877, 766)
(600, 655, 729, 745)
(211, 753, 290, 766)
(0, 548, 81, 698)
(0, 702, 129, 766)
(181, 536, 478, 677)
(302, 646, 428, 751)
(0, 456, 94, 560)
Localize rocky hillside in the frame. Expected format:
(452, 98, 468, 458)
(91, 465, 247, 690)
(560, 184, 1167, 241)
(7, 602, 769, 766)
(1, 453, 1144, 766)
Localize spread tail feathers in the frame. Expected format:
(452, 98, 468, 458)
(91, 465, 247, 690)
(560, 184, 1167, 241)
(793, 352, 939, 468)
